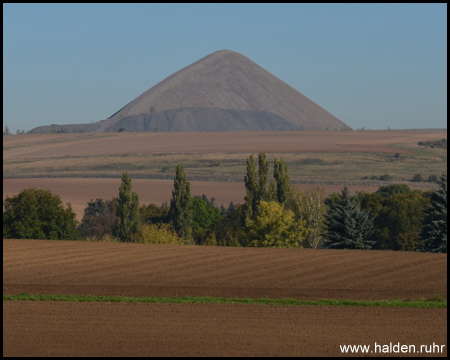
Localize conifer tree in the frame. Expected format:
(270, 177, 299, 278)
(421, 172, 447, 253)
(325, 186, 375, 249)
(169, 164, 193, 243)
(274, 158, 290, 205)
(228, 201, 235, 214)
(115, 172, 140, 242)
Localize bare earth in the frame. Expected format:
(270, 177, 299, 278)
(4, 239, 446, 300)
(3, 301, 447, 357)
(3, 239, 447, 357)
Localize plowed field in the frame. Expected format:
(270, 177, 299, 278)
(3, 302, 447, 357)
(3, 239, 447, 357)
(3, 239, 446, 300)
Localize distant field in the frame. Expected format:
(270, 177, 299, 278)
(3, 131, 447, 158)
(3, 131, 447, 183)
(4, 131, 446, 219)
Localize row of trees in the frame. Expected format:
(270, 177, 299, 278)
(3, 125, 28, 135)
(3, 154, 447, 253)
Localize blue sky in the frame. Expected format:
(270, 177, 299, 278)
(3, 3, 447, 131)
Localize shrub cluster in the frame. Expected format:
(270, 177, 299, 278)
(418, 139, 447, 150)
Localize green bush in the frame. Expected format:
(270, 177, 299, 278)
(140, 203, 170, 225)
(3, 188, 79, 240)
(376, 184, 411, 198)
(374, 193, 429, 250)
(78, 198, 118, 241)
(427, 174, 439, 183)
(85, 234, 117, 242)
(192, 196, 222, 232)
(379, 174, 393, 181)
(212, 204, 247, 247)
(136, 223, 185, 245)
(417, 139, 447, 150)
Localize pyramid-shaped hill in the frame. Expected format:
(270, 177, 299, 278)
(30, 50, 352, 133)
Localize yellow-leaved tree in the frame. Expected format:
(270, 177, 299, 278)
(285, 186, 327, 248)
(135, 223, 185, 245)
(246, 201, 307, 248)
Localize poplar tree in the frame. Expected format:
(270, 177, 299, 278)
(325, 186, 375, 249)
(257, 153, 269, 202)
(244, 154, 258, 219)
(244, 153, 272, 219)
(115, 172, 140, 242)
(421, 172, 447, 253)
(267, 179, 277, 202)
(245, 154, 290, 219)
(274, 158, 290, 206)
(169, 164, 193, 243)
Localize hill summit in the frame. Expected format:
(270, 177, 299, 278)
(30, 50, 352, 133)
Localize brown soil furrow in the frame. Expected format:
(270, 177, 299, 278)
(3, 239, 447, 300)
(3, 301, 447, 357)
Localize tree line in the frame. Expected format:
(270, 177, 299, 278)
(3, 125, 28, 135)
(3, 153, 447, 253)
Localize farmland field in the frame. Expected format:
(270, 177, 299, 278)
(3, 301, 447, 357)
(3, 239, 447, 300)
(3, 130, 447, 219)
(3, 131, 447, 184)
(3, 131, 447, 158)
(3, 239, 447, 357)
(3, 131, 448, 356)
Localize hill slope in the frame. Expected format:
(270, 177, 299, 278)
(30, 50, 351, 133)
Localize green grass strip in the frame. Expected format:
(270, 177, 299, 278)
(2, 294, 446, 308)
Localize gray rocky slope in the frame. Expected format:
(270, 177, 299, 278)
(30, 50, 351, 133)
